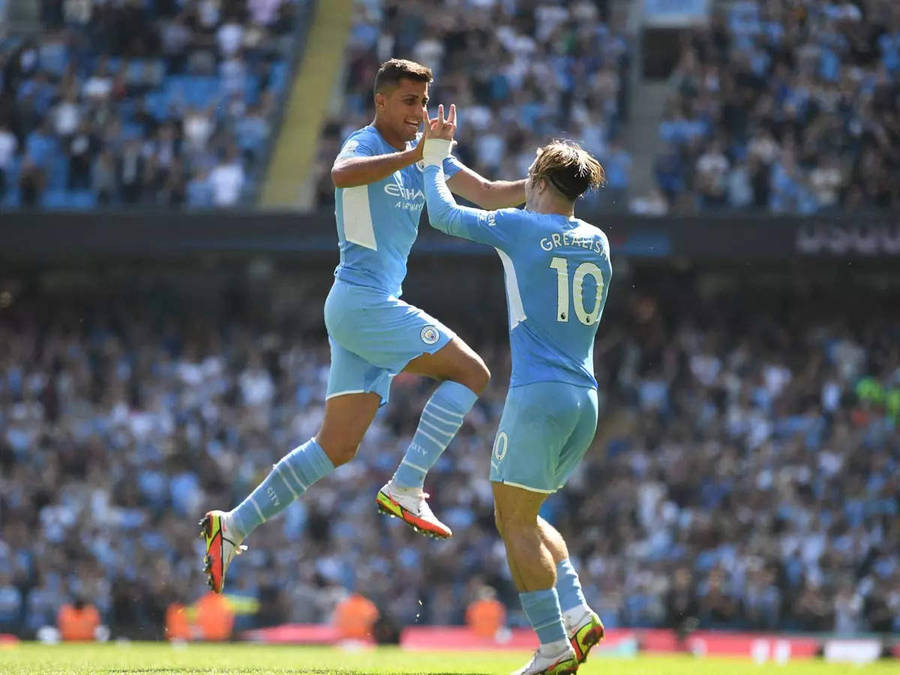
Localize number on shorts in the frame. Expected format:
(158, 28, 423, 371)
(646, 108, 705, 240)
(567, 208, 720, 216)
(493, 432, 508, 461)
(549, 256, 604, 325)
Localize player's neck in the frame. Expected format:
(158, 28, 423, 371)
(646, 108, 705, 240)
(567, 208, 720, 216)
(527, 195, 575, 218)
(372, 118, 407, 151)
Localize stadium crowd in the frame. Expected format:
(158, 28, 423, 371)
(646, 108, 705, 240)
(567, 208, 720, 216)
(0, 273, 897, 638)
(0, 0, 304, 209)
(654, 0, 900, 214)
(312, 0, 631, 210)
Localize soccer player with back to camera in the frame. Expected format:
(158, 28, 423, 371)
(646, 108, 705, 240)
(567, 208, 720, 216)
(419, 106, 609, 674)
(201, 59, 526, 593)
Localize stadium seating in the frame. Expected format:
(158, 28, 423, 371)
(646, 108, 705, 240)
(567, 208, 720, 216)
(312, 0, 630, 210)
(653, 0, 900, 213)
(0, 0, 308, 209)
(0, 275, 896, 637)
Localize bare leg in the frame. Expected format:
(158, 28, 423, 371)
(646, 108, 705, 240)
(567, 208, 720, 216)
(317, 391, 382, 467)
(403, 336, 490, 393)
(492, 481, 556, 591)
(385, 336, 490, 503)
(538, 517, 570, 566)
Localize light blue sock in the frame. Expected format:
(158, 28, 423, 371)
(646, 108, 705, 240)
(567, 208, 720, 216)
(392, 380, 478, 489)
(556, 559, 588, 612)
(229, 438, 334, 540)
(520, 588, 567, 645)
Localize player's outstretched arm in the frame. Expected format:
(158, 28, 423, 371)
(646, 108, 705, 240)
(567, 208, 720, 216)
(446, 165, 526, 210)
(421, 106, 506, 247)
(331, 146, 422, 188)
(434, 102, 524, 209)
(330, 120, 438, 188)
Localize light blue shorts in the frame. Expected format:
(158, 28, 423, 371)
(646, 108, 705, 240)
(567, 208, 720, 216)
(489, 382, 599, 493)
(324, 280, 455, 406)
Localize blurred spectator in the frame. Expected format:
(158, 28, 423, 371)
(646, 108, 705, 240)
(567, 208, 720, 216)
(18, 157, 45, 206)
(833, 581, 864, 635)
(664, 567, 699, 641)
(194, 591, 235, 642)
(165, 602, 192, 641)
(465, 586, 506, 638)
(629, 187, 669, 216)
(57, 598, 100, 641)
(91, 148, 117, 205)
(600, 139, 632, 208)
(698, 568, 739, 629)
(208, 146, 246, 207)
(187, 167, 214, 207)
(0, 123, 17, 199)
(0, 570, 22, 634)
(334, 592, 379, 641)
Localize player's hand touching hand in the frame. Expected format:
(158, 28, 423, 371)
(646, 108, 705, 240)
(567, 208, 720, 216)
(423, 104, 456, 141)
(413, 108, 440, 160)
(421, 104, 457, 167)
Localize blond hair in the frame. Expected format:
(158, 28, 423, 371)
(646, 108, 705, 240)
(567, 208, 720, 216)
(531, 140, 605, 200)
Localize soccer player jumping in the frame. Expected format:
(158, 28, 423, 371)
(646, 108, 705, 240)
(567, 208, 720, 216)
(201, 59, 526, 594)
(420, 107, 609, 674)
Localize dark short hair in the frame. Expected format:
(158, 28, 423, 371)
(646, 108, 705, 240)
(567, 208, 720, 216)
(374, 59, 433, 95)
(531, 140, 605, 200)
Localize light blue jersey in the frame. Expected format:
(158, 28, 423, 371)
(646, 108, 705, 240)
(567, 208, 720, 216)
(334, 125, 464, 296)
(422, 165, 611, 390)
(324, 126, 464, 406)
(422, 161, 611, 493)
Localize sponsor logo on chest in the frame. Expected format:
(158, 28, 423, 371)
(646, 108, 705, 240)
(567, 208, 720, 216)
(384, 171, 425, 211)
(384, 183, 425, 201)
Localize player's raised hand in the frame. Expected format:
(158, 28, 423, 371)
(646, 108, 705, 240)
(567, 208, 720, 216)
(423, 104, 456, 141)
(420, 105, 457, 167)
(414, 106, 440, 159)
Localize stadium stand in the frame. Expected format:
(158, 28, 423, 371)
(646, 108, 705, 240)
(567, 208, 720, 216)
(1, 0, 899, 654)
(311, 0, 630, 211)
(0, 268, 897, 638)
(653, 0, 900, 213)
(0, 0, 309, 210)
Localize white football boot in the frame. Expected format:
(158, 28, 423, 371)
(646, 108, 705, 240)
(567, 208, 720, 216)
(511, 642, 579, 675)
(376, 482, 452, 538)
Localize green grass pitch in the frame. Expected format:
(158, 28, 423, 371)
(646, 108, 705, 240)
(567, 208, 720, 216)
(2, 643, 898, 674)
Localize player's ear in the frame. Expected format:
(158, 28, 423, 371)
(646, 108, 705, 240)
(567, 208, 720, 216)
(375, 91, 386, 110)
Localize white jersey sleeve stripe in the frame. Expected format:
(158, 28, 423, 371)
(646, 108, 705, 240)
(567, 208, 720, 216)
(342, 185, 377, 250)
(496, 247, 526, 329)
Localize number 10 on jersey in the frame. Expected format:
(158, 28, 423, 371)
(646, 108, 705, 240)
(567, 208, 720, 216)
(549, 257, 605, 325)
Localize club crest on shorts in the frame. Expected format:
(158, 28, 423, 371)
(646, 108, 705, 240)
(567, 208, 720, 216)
(420, 325, 440, 345)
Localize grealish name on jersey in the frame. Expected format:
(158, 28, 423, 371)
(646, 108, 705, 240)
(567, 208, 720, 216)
(539, 232, 606, 254)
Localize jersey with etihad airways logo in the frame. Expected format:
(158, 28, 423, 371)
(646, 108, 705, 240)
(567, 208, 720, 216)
(333, 125, 463, 296)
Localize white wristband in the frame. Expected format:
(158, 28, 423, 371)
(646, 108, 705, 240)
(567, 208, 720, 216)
(422, 138, 453, 167)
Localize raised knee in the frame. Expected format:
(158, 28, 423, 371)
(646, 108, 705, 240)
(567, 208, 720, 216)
(466, 358, 490, 394)
(475, 360, 491, 392)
